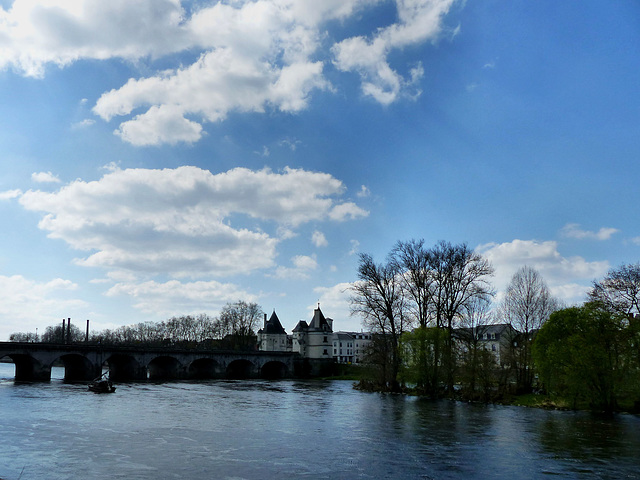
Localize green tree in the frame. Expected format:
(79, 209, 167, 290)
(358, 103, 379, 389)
(533, 303, 630, 412)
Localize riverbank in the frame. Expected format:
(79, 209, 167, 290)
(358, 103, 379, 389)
(351, 377, 640, 415)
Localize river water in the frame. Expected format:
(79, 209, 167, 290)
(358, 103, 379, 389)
(0, 363, 639, 480)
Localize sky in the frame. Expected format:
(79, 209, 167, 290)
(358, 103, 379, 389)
(0, 0, 638, 340)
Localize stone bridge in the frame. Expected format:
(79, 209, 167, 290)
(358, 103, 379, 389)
(0, 342, 330, 382)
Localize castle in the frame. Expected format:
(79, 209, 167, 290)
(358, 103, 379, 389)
(257, 306, 371, 364)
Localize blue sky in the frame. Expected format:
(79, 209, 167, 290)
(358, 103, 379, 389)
(0, 0, 638, 340)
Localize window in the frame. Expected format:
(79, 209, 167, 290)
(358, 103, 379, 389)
(492, 345, 496, 352)
(323, 336, 328, 343)
(334, 349, 337, 354)
(323, 349, 328, 355)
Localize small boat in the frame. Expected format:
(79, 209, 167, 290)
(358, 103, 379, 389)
(88, 372, 116, 394)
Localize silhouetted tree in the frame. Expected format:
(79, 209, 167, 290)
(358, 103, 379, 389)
(350, 253, 410, 392)
(589, 262, 640, 316)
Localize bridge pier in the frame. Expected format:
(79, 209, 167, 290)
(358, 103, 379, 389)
(107, 354, 147, 381)
(11, 354, 52, 381)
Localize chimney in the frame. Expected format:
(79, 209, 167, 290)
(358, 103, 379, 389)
(264, 313, 268, 329)
(67, 318, 71, 344)
(61, 319, 66, 344)
(86, 319, 90, 343)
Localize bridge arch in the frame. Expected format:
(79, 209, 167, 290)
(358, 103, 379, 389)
(188, 358, 222, 379)
(261, 360, 289, 379)
(1, 353, 50, 381)
(148, 356, 185, 380)
(106, 354, 145, 381)
(226, 359, 255, 379)
(56, 353, 97, 382)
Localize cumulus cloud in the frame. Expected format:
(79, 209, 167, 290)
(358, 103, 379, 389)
(115, 105, 204, 146)
(560, 223, 620, 241)
(0, 0, 190, 77)
(0, 189, 22, 200)
(272, 254, 318, 280)
(1, 0, 458, 145)
(313, 282, 360, 331)
(312, 230, 328, 248)
(477, 239, 609, 305)
(332, 0, 457, 103)
(31, 171, 61, 183)
(0, 274, 86, 340)
(328, 202, 369, 221)
(16, 165, 365, 279)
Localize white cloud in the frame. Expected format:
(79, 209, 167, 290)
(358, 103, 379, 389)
(0, 189, 22, 200)
(254, 146, 270, 157)
(328, 202, 369, 221)
(332, 0, 457, 104)
(31, 171, 61, 183)
(0, 274, 86, 340)
(106, 279, 256, 316)
(272, 254, 318, 280)
(70, 118, 95, 129)
(560, 223, 620, 241)
(115, 105, 203, 146)
(279, 138, 301, 151)
(477, 239, 610, 306)
(0, 0, 191, 77)
(356, 185, 371, 198)
(349, 239, 360, 256)
(17, 166, 364, 279)
(632, 237, 640, 246)
(1, 0, 458, 145)
(313, 282, 361, 331)
(312, 230, 328, 247)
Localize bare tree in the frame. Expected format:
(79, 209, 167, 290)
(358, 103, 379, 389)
(500, 265, 559, 393)
(219, 301, 263, 350)
(390, 239, 438, 392)
(426, 241, 495, 394)
(350, 253, 409, 392)
(589, 263, 640, 316)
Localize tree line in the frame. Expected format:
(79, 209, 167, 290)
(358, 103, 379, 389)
(350, 239, 640, 412)
(9, 301, 264, 351)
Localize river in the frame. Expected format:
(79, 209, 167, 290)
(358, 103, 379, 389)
(0, 363, 638, 479)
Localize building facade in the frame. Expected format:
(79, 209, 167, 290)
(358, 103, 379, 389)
(292, 306, 333, 359)
(257, 311, 291, 352)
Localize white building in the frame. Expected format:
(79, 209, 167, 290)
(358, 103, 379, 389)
(332, 332, 372, 364)
(257, 311, 290, 352)
(292, 306, 333, 359)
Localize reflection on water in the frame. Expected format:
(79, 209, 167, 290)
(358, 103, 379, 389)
(0, 363, 638, 480)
